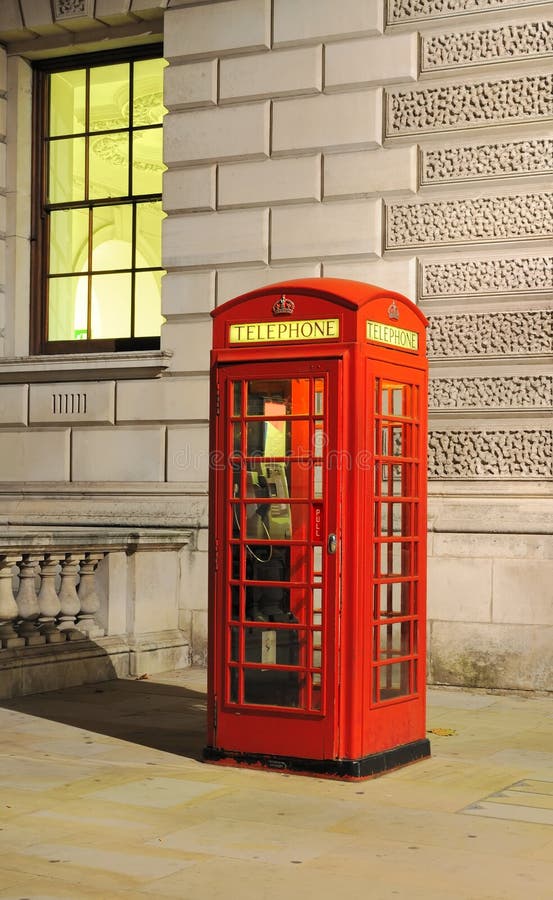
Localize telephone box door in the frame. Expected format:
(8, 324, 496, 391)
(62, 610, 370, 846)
(211, 359, 341, 761)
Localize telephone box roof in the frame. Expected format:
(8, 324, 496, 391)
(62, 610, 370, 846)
(211, 278, 428, 327)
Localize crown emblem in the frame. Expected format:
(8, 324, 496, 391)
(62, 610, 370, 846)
(387, 300, 400, 321)
(272, 295, 295, 316)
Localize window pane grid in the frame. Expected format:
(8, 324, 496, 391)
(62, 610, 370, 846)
(225, 376, 328, 713)
(372, 377, 421, 705)
(39, 48, 166, 349)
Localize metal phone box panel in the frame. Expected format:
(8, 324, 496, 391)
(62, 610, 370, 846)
(205, 278, 430, 779)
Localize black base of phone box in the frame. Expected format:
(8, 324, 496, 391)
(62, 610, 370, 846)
(203, 738, 431, 781)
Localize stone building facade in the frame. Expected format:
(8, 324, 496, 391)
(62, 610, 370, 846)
(0, 0, 551, 697)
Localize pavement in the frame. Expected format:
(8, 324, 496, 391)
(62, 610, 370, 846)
(0, 669, 552, 900)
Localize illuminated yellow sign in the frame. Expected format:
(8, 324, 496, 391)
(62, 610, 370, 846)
(229, 318, 340, 344)
(366, 320, 418, 351)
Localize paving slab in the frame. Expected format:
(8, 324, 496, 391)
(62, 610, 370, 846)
(0, 671, 552, 900)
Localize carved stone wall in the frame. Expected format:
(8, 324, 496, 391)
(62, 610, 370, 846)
(421, 21, 553, 71)
(386, 74, 552, 137)
(429, 375, 553, 409)
(387, 192, 553, 249)
(428, 429, 552, 478)
(54, 0, 90, 18)
(387, 0, 546, 24)
(427, 310, 553, 357)
(420, 139, 553, 185)
(420, 256, 553, 299)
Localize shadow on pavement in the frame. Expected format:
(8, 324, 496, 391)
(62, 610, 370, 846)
(0, 676, 207, 761)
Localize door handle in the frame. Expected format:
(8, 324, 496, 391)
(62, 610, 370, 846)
(327, 533, 337, 554)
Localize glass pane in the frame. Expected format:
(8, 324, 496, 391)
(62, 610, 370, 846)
(48, 138, 85, 203)
(376, 662, 410, 701)
(247, 379, 310, 416)
(230, 584, 240, 620)
(314, 378, 324, 414)
(136, 201, 164, 267)
(247, 420, 289, 457)
(135, 270, 163, 337)
(47, 276, 82, 341)
(90, 272, 131, 338)
(49, 69, 86, 136)
(379, 541, 412, 577)
(313, 463, 323, 498)
(311, 673, 322, 710)
(244, 625, 301, 665)
(89, 132, 129, 198)
(238, 462, 310, 500)
(132, 127, 164, 195)
(312, 588, 322, 611)
(379, 622, 411, 660)
(245, 584, 307, 626)
(133, 58, 167, 126)
(376, 582, 410, 618)
(246, 581, 290, 622)
(229, 667, 238, 703)
(89, 63, 129, 132)
(231, 540, 241, 577)
(312, 545, 322, 574)
(392, 387, 404, 416)
(245, 547, 290, 590)
(313, 422, 325, 457)
(244, 501, 310, 541)
(380, 384, 388, 415)
(377, 463, 404, 497)
(232, 382, 242, 417)
(381, 424, 404, 457)
(244, 666, 300, 707)
(232, 423, 242, 455)
(92, 205, 133, 270)
(377, 502, 411, 537)
(49, 209, 89, 275)
(230, 626, 239, 662)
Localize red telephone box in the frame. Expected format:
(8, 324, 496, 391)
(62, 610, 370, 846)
(204, 279, 430, 779)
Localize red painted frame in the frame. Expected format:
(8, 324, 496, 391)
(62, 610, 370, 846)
(206, 279, 429, 779)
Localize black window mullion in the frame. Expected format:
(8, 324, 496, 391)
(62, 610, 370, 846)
(128, 59, 135, 197)
(87, 208, 93, 340)
(131, 202, 137, 338)
(84, 67, 90, 204)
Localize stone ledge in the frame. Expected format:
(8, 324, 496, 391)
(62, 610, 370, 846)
(0, 351, 172, 384)
(0, 526, 193, 553)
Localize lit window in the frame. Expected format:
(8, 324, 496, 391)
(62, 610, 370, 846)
(32, 48, 166, 353)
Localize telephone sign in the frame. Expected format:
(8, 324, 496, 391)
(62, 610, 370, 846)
(205, 278, 430, 779)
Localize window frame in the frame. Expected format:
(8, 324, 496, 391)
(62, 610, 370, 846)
(31, 43, 165, 356)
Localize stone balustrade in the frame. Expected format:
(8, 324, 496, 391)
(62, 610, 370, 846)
(0, 550, 106, 650)
(0, 526, 193, 658)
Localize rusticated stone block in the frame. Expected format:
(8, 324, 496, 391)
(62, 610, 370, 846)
(386, 74, 553, 137)
(421, 21, 553, 72)
(428, 429, 552, 479)
(427, 309, 552, 357)
(387, 193, 553, 249)
(421, 256, 553, 300)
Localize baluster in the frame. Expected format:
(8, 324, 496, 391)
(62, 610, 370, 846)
(0, 554, 25, 649)
(37, 554, 65, 643)
(77, 553, 105, 637)
(58, 553, 85, 640)
(16, 554, 46, 646)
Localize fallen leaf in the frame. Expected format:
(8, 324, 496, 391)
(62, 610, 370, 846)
(428, 727, 457, 736)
